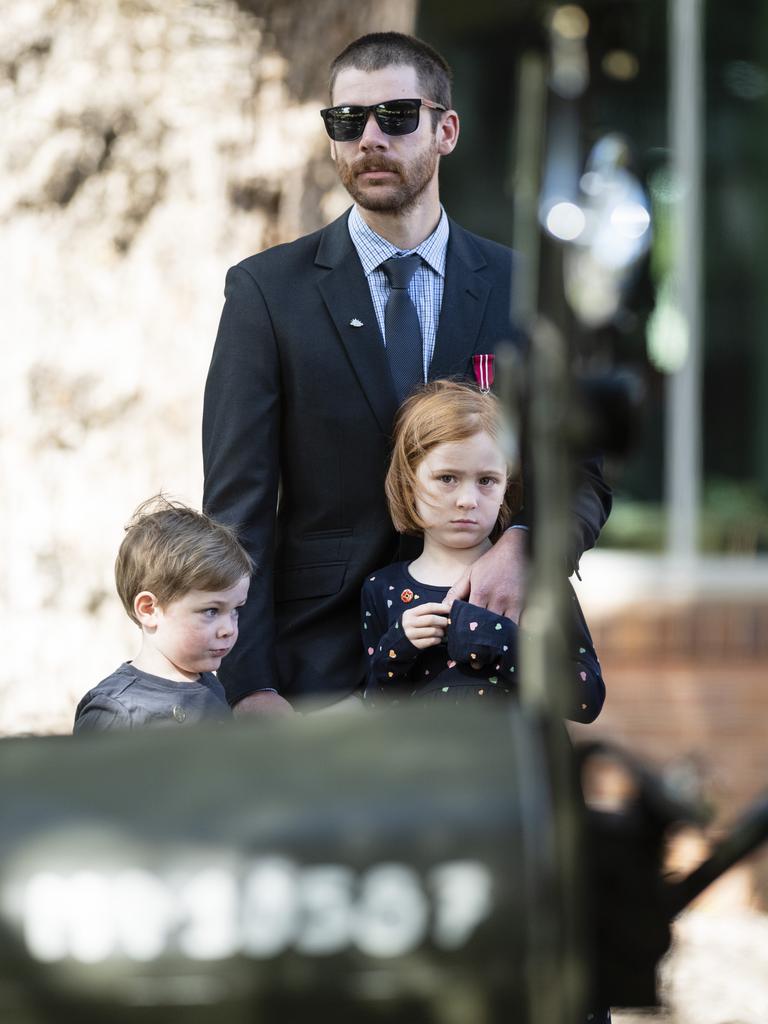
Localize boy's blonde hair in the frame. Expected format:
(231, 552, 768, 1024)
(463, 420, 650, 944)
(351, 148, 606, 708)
(386, 380, 522, 541)
(115, 495, 253, 626)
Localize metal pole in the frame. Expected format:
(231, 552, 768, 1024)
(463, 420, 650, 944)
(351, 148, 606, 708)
(666, 0, 704, 559)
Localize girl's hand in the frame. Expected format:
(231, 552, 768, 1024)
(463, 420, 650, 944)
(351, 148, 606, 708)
(402, 602, 450, 649)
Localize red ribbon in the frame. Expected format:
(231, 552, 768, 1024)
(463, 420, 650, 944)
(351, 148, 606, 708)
(472, 354, 494, 392)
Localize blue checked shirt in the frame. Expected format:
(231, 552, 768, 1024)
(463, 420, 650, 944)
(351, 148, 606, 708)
(347, 205, 449, 382)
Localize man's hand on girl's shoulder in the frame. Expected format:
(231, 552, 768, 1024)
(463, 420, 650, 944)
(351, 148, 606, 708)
(445, 528, 528, 624)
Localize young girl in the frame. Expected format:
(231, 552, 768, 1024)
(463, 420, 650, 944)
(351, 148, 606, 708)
(361, 380, 605, 721)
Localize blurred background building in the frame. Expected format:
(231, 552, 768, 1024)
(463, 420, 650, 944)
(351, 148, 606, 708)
(1, 1, 767, 1008)
(416, 0, 768, 907)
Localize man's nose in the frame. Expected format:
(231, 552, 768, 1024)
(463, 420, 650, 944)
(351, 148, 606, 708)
(358, 111, 388, 149)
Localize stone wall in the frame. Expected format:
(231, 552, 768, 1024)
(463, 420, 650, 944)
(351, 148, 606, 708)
(0, 0, 415, 734)
(570, 592, 768, 908)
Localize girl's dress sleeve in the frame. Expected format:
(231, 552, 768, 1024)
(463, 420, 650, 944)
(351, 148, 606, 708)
(446, 599, 520, 677)
(361, 576, 422, 705)
(444, 592, 605, 722)
(567, 586, 606, 723)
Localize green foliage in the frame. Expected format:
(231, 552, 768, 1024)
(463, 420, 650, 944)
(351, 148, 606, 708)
(600, 499, 665, 552)
(601, 480, 768, 553)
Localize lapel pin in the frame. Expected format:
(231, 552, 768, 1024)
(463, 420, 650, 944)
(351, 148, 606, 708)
(349, 318, 364, 328)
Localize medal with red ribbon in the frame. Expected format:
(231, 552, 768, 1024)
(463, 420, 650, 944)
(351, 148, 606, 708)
(472, 353, 494, 393)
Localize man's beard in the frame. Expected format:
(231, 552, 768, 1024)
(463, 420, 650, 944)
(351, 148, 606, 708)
(336, 141, 439, 214)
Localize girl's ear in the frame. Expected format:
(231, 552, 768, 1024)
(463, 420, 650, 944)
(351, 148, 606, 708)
(134, 591, 160, 626)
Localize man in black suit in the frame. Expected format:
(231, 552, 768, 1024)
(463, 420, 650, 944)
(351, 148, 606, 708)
(202, 32, 611, 714)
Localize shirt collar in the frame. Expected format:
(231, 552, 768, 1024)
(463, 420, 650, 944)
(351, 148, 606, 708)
(347, 205, 449, 278)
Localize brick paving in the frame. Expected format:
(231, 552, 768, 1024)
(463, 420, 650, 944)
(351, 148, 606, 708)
(569, 590, 768, 906)
(570, 586, 768, 1021)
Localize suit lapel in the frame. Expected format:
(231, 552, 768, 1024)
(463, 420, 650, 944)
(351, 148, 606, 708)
(315, 214, 398, 434)
(428, 220, 492, 381)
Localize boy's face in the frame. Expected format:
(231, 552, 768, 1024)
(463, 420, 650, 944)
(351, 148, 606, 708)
(137, 576, 250, 682)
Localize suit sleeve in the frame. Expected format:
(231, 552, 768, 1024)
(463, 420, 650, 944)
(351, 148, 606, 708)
(502, 323, 612, 573)
(361, 580, 422, 705)
(511, 452, 612, 576)
(567, 452, 613, 573)
(203, 264, 282, 704)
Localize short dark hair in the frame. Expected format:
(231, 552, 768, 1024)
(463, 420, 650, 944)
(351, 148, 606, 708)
(115, 494, 253, 626)
(329, 31, 453, 112)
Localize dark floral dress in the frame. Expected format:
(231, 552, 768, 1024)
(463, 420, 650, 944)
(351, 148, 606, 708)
(361, 560, 605, 722)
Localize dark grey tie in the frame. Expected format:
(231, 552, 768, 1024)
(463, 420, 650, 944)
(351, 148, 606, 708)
(381, 255, 424, 402)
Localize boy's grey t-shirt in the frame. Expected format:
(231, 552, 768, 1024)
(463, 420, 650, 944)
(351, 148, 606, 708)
(74, 662, 231, 732)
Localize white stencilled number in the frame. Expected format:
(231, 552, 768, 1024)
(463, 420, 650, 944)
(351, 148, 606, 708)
(176, 868, 239, 960)
(295, 865, 354, 954)
(15, 857, 494, 963)
(429, 861, 493, 950)
(353, 863, 429, 957)
(113, 869, 173, 961)
(23, 871, 81, 963)
(241, 858, 298, 957)
(67, 871, 118, 963)
(22, 869, 172, 963)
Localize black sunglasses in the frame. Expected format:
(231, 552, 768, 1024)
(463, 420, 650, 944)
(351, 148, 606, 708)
(320, 97, 447, 142)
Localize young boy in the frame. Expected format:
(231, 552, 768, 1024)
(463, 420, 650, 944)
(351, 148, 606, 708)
(74, 496, 253, 732)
